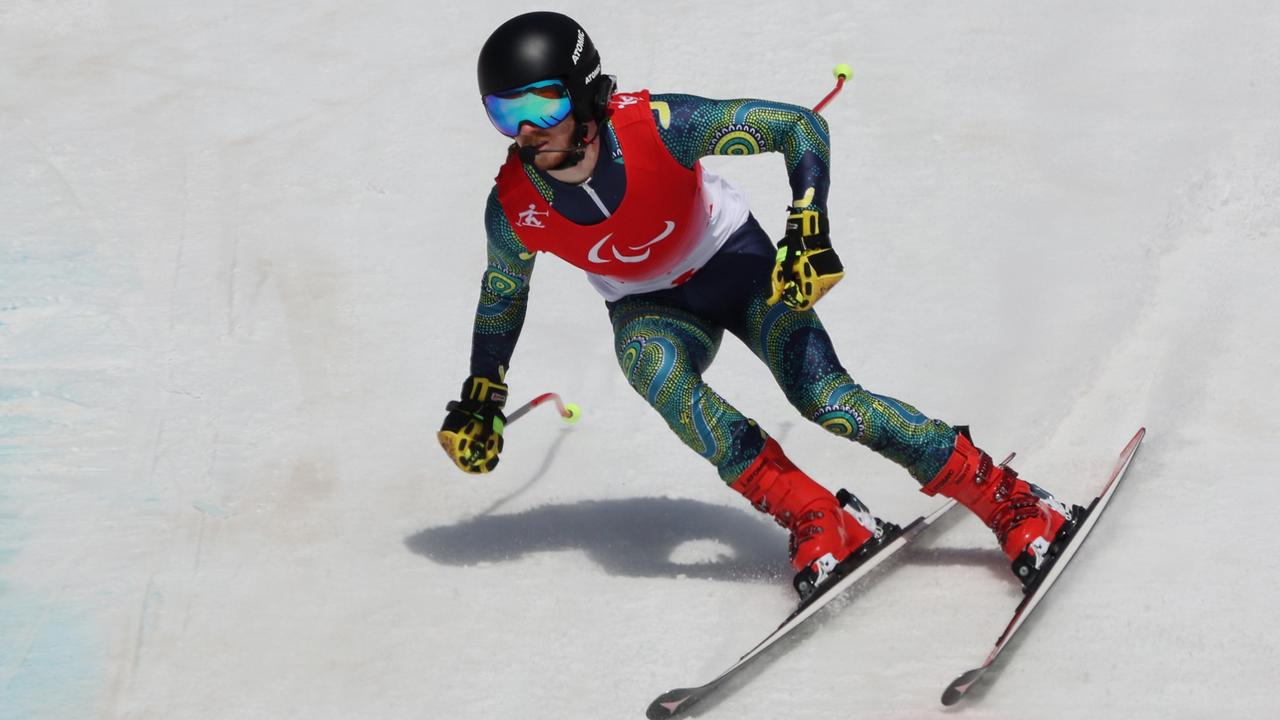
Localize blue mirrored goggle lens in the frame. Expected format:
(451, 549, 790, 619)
(482, 80, 572, 137)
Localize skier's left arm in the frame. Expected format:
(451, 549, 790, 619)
(652, 93, 841, 310)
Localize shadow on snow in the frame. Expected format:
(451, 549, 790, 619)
(406, 496, 789, 583)
(405, 495, 1011, 585)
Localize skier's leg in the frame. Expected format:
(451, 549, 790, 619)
(608, 298, 759, 482)
(735, 292, 1076, 581)
(609, 297, 880, 589)
(734, 292, 957, 484)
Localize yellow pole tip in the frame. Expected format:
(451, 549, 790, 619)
(832, 63, 853, 80)
(562, 403, 582, 424)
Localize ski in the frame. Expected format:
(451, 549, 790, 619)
(940, 427, 1146, 706)
(646, 498, 959, 720)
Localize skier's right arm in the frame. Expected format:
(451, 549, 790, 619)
(438, 187, 537, 474)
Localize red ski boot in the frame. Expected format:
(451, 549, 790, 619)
(732, 438, 890, 598)
(922, 428, 1081, 587)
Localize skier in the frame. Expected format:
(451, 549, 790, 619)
(439, 11, 1078, 596)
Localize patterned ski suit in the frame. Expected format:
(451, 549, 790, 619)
(472, 90, 956, 485)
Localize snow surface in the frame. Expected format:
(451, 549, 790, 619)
(3, 1, 1279, 718)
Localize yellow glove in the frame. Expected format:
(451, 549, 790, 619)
(767, 209, 844, 311)
(437, 375, 508, 474)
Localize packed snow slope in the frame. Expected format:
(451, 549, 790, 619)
(2, 1, 1278, 718)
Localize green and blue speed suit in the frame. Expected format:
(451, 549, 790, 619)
(471, 93, 957, 485)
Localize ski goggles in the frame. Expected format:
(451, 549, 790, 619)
(482, 79, 573, 137)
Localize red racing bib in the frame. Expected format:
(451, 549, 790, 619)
(495, 90, 709, 284)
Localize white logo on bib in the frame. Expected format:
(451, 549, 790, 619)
(588, 221, 676, 264)
(516, 204, 550, 228)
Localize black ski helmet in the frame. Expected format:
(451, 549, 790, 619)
(477, 11, 614, 125)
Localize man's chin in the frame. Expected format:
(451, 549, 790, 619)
(534, 152, 567, 170)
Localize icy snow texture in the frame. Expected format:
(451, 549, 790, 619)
(2, 1, 1278, 719)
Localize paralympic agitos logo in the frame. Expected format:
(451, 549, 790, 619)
(588, 221, 677, 264)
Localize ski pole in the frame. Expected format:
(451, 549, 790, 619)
(506, 392, 582, 425)
(813, 63, 853, 114)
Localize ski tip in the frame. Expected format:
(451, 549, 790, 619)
(940, 667, 986, 707)
(646, 688, 699, 720)
(1119, 427, 1146, 462)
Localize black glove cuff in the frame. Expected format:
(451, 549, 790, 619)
(441, 397, 506, 434)
(460, 375, 508, 409)
(785, 209, 831, 246)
